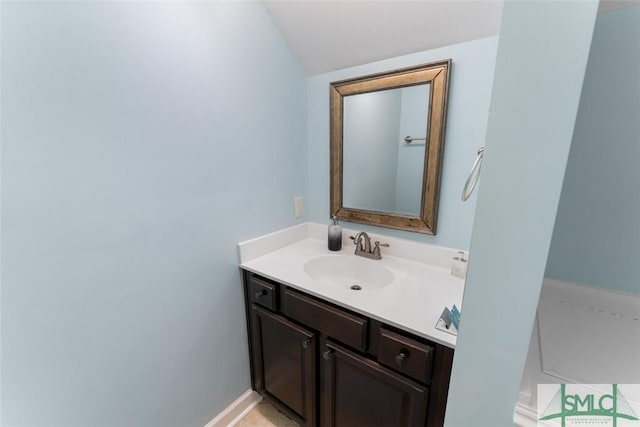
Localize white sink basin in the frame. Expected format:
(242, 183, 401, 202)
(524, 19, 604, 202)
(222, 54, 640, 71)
(303, 255, 394, 290)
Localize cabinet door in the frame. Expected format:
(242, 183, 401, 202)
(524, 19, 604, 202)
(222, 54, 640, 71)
(251, 305, 316, 423)
(321, 341, 428, 427)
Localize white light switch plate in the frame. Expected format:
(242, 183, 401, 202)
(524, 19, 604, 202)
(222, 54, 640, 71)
(294, 196, 303, 218)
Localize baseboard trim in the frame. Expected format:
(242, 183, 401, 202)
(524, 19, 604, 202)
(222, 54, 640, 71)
(204, 389, 263, 427)
(513, 401, 538, 427)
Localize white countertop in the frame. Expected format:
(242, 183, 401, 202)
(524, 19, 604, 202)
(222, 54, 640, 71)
(238, 223, 466, 349)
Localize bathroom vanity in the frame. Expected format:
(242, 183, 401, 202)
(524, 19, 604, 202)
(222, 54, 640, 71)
(238, 223, 465, 427)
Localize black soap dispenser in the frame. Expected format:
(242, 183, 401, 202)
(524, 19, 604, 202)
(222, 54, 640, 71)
(328, 215, 342, 251)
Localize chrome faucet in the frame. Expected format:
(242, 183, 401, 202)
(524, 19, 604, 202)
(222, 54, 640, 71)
(350, 232, 389, 260)
(353, 231, 372, 253)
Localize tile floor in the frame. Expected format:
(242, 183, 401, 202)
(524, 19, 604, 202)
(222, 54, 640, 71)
(235, 401, 299, 427)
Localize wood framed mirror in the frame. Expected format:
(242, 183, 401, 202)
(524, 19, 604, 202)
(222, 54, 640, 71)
(330, 60, 451, 234)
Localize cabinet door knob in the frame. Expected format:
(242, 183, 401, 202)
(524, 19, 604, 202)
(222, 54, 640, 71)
(322, 349, 334, 360)
(395, 351, 409, 366)
(254, 289, 267, 299)
(301, 339, 311, 349)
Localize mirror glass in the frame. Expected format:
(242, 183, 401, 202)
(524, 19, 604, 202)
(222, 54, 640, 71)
(330, 60, 451, 234)
(343, 84, 430, 216)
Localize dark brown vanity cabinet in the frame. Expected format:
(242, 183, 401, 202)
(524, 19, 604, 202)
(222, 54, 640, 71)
(242, 271, 454, 427)
(250, 306, 316, 422)
(321, 341, 428, 427)
(247, 277, 316, 425)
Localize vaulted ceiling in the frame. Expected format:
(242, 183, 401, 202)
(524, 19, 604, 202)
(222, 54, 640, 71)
(262, 0, 640, 76)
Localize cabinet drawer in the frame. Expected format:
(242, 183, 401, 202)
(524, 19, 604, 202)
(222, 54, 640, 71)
(283, 288, 368, 352)
(378, 328, 433, 384)
(249, 276, 278, 311)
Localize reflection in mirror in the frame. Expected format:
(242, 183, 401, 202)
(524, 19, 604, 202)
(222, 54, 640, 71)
(330, 60, 451, 234)
(343, 84, 430, 216)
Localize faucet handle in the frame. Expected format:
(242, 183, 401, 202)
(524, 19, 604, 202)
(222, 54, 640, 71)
(372, 241, 390, 259)
(349, 235, 363, 251)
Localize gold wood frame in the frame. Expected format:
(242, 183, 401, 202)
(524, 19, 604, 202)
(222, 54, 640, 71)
(330, 60, 451, 234)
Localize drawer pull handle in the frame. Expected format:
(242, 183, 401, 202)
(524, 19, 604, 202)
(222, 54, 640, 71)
(322, 349, 334, 360)
(395, 351, 409, 366)
(254, 289, 267, 299)
(301, 339, 311, 349)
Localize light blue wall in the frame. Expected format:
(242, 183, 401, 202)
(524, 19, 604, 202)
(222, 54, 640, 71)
(0, 3, 306, 427)
(545, 6, 640, 296)
(0, 2, 3, 420)
(445, 1, 598, 426)
(343, 90, 400, 212)
(395, 85, 430, 215)
(307, 37, 498, 249)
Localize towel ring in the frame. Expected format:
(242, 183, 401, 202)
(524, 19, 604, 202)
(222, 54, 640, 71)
(461, 147, 484, 201)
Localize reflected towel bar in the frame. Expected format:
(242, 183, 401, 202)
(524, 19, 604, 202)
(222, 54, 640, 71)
(404, 136, 426, 144)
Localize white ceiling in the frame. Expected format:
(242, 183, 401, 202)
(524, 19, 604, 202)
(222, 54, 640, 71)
(262, 0, 640, 76)
(263, 0, 504, 75)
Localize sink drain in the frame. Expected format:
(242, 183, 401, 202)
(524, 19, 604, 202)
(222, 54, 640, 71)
(350, 285, 362, 291)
